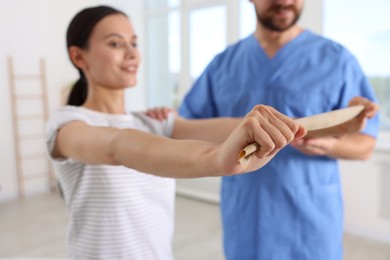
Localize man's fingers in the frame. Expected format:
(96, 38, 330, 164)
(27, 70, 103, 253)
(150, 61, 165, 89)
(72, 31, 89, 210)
(145, 107, 174, 121)
(295, 125, 307, 139)
(349, 96, 379, 119)
(363, 102, 379, 119)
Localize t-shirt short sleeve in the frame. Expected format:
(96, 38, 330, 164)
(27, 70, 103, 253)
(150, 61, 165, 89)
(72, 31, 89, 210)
(46, 107, 177, 163)
(338, 55, 380, 138)
(45, 107, 91, 162)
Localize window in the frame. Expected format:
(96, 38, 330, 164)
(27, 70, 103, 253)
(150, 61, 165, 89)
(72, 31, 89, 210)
(144, 0, 229, 108)
(144, 0, 260, 108)
(145, 0, 179, 9)
(239, 0, 256, 39)
(145, 7, 180, 107)
(144, 0, 233, 202)
(189, 5, 226, 82)
(324, 0, 390, 129)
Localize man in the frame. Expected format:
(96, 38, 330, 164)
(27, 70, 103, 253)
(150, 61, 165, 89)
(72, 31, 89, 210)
(179, 0, 380, 259)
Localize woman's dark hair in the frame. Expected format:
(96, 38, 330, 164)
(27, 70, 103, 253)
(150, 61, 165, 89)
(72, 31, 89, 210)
(66, 6, 126, 106)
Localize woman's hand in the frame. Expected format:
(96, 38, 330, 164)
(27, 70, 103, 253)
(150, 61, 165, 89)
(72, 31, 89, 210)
(216, 105, 307, 174)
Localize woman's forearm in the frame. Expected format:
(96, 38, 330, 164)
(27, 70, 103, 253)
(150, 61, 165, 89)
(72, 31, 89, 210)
(59, 105, 305, 178)
(172, 117, 241, 143)
(110, 105, 302, 178)
(110, 128, 229, 178)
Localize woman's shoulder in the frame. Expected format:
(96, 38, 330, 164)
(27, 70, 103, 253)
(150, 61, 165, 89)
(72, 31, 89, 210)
(51, 106, 123, 122)
(46, 106, 102, 133)
(49, 106, 90, 123)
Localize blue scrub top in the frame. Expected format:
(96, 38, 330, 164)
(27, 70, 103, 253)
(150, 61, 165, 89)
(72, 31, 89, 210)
(179, 30, 379, 260)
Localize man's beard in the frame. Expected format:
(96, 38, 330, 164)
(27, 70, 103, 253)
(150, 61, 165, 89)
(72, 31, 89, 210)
(256, 4, 302, 32)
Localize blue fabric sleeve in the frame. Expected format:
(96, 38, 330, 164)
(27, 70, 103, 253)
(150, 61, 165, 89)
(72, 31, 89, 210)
(337, 55, 380, 138)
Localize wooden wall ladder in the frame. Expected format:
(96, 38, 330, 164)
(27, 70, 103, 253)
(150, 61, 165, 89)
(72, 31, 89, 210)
(7, 57, 56, 199)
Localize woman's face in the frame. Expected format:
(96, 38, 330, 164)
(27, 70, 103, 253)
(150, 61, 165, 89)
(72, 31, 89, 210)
(81, 14, 140, 89)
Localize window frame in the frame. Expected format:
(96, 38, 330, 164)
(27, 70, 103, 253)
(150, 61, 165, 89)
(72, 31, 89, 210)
(143, 0, 239, 107)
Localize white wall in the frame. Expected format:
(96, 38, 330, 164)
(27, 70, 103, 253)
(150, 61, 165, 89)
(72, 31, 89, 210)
(299, 0, 323, 34)
(0, 0, 145, 201)
(341, 149, 390, 243)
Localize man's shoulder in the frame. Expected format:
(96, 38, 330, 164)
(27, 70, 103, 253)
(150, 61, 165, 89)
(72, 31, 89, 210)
(304, 30, 354, 59)
(208, 36, 253, 69)
(221, 35, 252, 55)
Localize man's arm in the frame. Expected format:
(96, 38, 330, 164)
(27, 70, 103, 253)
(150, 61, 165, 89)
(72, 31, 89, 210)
(291, 133, 375, 160)
(145, 107, 241, 143)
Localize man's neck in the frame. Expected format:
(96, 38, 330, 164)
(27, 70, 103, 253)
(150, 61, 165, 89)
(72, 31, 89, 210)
(254, 25, 304, 58)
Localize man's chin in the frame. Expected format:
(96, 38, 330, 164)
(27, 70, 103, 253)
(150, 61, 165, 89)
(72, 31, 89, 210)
(266, 23, 295, 32)
(266, 17, 299, 31)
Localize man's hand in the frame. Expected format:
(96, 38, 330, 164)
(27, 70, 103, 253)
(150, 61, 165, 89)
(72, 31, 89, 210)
(291, 136, 341, 156)
(345, 96, 379, 132)
(145, 107, 177, 121)
(291, 96, 379, 158)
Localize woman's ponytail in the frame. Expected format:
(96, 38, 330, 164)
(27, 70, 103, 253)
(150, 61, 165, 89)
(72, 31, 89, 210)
(67, 69, 88, 106)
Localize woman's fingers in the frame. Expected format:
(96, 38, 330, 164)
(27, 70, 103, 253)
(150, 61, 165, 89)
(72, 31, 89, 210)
(247, 105, 307, 157)
(243, 118, 277, 158)
(254, 122, 288, 157)
(255, 105, 306, 139)
(218, 105, 307, 174)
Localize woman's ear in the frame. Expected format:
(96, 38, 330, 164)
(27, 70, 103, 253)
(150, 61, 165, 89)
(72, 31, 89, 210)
(68, 46, 87, 69)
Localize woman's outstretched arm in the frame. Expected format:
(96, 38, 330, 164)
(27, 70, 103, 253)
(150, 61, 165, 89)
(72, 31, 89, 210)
(52, 105, 306, 178)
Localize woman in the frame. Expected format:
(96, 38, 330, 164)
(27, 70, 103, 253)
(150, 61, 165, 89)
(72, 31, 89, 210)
(45, 5, 308, 260)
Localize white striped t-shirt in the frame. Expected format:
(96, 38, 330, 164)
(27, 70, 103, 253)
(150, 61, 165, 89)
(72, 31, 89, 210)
(46, 106, 176, 260)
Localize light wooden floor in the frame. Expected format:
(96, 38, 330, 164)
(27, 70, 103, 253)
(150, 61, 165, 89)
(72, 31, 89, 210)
(0, 193, 389, 259)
